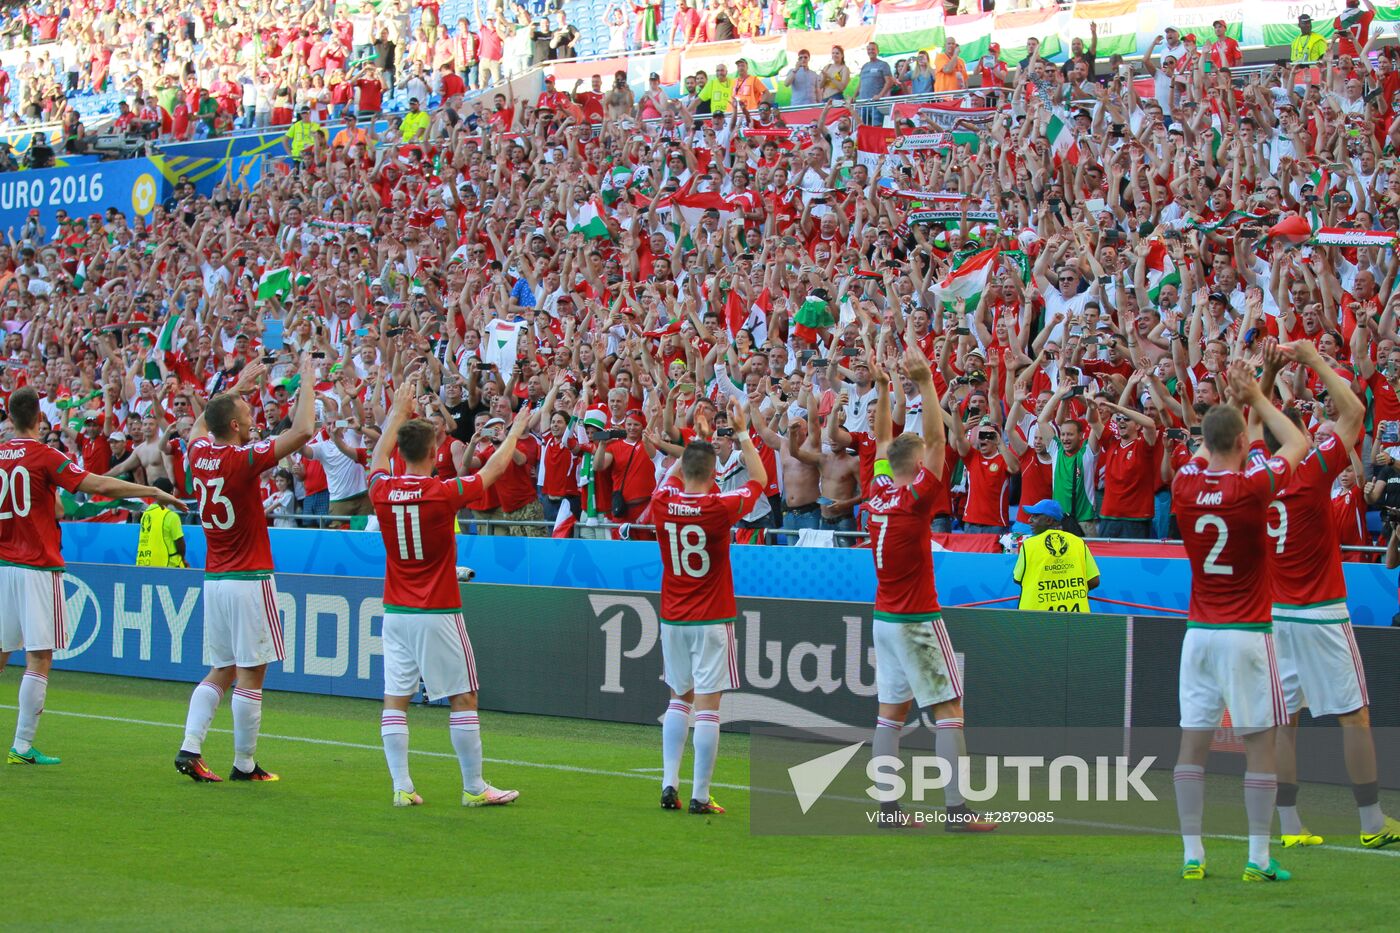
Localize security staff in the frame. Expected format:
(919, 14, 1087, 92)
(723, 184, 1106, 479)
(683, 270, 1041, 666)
(282, 108, 321, 166)
(135, 478, 188, 568)
(1013, 499, 1100, 612)
(1290, 14, 1328, 63)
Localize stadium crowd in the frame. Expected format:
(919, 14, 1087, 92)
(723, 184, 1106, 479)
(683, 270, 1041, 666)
(0, 0, 1398, 554)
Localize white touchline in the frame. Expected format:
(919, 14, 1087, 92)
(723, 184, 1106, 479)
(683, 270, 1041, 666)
(8, 704, 1399, 859)
(0, 704, 748, 792)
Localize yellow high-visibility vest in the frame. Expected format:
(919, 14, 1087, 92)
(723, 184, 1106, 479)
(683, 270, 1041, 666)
(1013, 529, 1098, 612)
(136, 504, 185, 568)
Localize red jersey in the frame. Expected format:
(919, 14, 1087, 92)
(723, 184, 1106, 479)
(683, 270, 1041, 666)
(1099, 431, 1157, 520)
(492, 434, 539, 512)
(868, 467, 943, 620)
(1269, 434, 1349, 609)
(189, 436, 280, 575)
(651, 476, 762, 624)
(606, 438, 657, 519)
(540, 434, 577, 497)
(435, 438, 458, 480)
(0, 438, 88, 569)
(961, 448, 1011, 527)
(370, 471, 486, 611)
(1016, 449, 1054, 525)
(1171, 445, 1293, 627)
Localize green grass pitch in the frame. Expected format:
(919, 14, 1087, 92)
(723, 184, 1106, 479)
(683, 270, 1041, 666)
(1, 671, 1392, 929)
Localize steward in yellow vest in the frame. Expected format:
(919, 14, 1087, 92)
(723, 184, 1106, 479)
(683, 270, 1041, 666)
(136, 478, 187, 568)
(1013, 499, 1099, 612)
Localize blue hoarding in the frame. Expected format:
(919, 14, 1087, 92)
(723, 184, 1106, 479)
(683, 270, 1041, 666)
(0, 157, 166, 234)
(58, 523, 1400, 627)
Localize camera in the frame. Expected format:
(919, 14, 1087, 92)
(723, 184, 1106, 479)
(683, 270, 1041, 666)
(716, 427, 735, 437)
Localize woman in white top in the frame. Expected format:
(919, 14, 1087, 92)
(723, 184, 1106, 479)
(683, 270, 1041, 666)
(263, 470, 297, 529)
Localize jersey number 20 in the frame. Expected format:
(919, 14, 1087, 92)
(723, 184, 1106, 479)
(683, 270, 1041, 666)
(0, 465, 33, 519)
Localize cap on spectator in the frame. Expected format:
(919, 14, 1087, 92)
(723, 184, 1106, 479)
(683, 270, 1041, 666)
(1212, 19, 1226, 29)
(27, 209, 37, 216)
(624, 408, 646, 427)
(545, 75, 556, 83)
(1298, 14, 1312, 24)
(988, 42, 1000, 54)
(1183, 33, 1197, 44)
(483, 417, 506, 429)
(582, 407, 609, 431)
(1023, 499, 1064, 521)
(110, 431, 126, 442)
(1208, 291, 1228, 303)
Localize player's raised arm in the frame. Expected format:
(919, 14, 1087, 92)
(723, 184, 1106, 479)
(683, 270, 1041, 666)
(904, 344, 945, 475)
(475, 405, 533, 489)
(1286, 339, 1365, 444)
(273, 355, 319, 459)
(872, 356, 892, 457)
(371, 380, 419, 475)
(77, 473, 187, 511)
(728, 398, 768, 489)
(1227, 360, 1308, 469)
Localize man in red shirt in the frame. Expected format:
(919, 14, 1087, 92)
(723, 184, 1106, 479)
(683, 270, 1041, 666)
(952, 416, 1019, 534)
(352, 64, 386, 117)
(1, 388, 183, 766)
(1206, 20, 1242, 70)
(175, 358, 316, 784)
(574, 74, 605, 123)
(865, 348, 995, 830)
(1171, 359, 1309, 883)
(651, 400, 766, 814)
(368, 382, 527, 808)
(492, 420, 542, 536)
(606, 410, 657, 523)
(1090, 398, 1159, 538)
(478, 16, 503, 88)
(1263, 342, 1400, 849)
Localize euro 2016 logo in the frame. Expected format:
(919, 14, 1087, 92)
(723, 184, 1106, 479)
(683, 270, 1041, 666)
(1044, 532, 1069, 557)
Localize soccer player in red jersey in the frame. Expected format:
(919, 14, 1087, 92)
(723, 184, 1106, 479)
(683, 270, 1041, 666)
(174, 358, 316, 784)
(1, 388, 184, 766)
(1262, 341, 1400, 849)
(651, 399, 767, 815)
(369, 380, 531, 808)
(866, 347, 994, 832)
(1170, 357, 1310, 883)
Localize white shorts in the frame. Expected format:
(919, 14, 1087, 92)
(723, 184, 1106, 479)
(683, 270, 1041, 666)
(874, 617, 962, 708)
(0, 564, 66, 653)
(661, 622, 738, 696)
(382, 611, 478, 700)
(1178, 627, 1286, 734)
(1272, 612, 1369, 718)
(203, 576, 285, 669)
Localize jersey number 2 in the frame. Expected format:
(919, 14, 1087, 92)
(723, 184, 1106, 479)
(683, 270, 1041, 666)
(1193, 514, 1233, 575)
(667, 524, 710, 578)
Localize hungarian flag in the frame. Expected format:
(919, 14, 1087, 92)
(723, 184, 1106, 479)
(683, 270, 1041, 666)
(1268, 214, 1314, 245)
(933, 246, 998, 313)
(856, 125, 896, 171)
(1312, 227, 1396, 248)
(793, 295, 835, 344)
(1144, 239, 1179, 304)
(552, 497, 577, 538)
(744, 287, 772, 345)
(643, 316, 683, 339)
(664, 189, 736, 232)
(256, 266, 292, 302)
(155, 311, 182, 352)
(569, 195, 612, 240)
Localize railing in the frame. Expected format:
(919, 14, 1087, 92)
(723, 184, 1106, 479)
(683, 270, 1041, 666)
(249, 509, 1389, 554)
